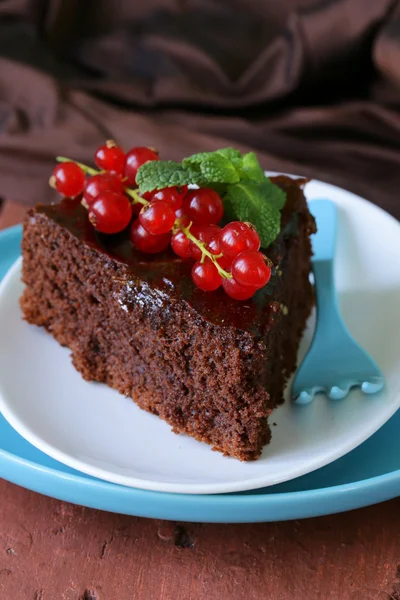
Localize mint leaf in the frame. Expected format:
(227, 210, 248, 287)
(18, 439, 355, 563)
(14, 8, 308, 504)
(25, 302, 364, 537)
(183, 148, 241, 165)
(224, 181, 282, 248)
(261, 177, 286, 211)
(214, 148, 241, 161)
(240, 152, 265, 182)
(183, 150, 240, 184)
(199, 155, 240, 184)
(213, 147, 243, 169)
(136, 160, 198, 192)
(137, 148, 241, 192)
(181, 152, 211, 166)
(254, 203, 281, 248)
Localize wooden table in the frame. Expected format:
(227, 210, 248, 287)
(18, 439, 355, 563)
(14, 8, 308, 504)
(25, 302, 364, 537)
(1, 201, 399, 600)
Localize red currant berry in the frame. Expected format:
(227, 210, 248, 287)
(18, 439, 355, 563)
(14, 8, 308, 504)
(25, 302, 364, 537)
(182, 188, 224, 226)
(191, 260, 222, 291)
(222, 277, 258, 300)
(231, 250, 272, 289)
(190, 225, 221, 261)
(139, 200, 176, 235)
(175, 208, 190, 227)
(216, 253, 233, 271)
(175, 185, 189, 200)
(84, 173, 122, 206)
(219, 221, 260, 259)
(52, 162, 86, 197)
(94, 142, 125, 174)
(124, 147, 159, 185)
(141, 191, 154, 202)
(204, 225, 222, 255)
(171, 230, 191, 258)
(88, 191, 133, 234)
(130, 219, 170, 254)
(132, 201, 144, 216)
(148, 187, 184, 211)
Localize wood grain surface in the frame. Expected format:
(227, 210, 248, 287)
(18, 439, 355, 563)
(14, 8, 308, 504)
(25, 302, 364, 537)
(0, 202, 399, 600)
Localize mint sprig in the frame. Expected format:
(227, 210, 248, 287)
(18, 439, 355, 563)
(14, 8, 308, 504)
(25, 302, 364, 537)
(136, 161, 198, 192)
(136, 148, 286, 248)
(183, 152, 240, 184)
(239, 152, 266, 183)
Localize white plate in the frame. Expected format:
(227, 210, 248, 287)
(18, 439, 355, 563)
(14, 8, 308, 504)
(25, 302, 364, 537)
(1, 179, 400, 494)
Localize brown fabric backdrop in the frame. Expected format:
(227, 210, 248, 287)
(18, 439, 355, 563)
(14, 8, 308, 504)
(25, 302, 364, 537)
(0, 0, 399, 215)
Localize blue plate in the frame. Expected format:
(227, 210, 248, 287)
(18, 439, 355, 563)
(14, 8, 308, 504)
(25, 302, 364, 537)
(0, 225, 399, 522)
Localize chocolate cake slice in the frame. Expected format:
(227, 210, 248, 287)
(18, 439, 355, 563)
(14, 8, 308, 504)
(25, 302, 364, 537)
(20, 175, 315, 461)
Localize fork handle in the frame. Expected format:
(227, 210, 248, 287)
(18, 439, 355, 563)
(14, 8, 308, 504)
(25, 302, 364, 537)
(309, 200, 343, 342)
(313, 260, 345, 343)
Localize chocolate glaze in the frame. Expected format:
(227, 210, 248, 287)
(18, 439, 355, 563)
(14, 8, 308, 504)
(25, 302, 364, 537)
(36, 176, 312, 335)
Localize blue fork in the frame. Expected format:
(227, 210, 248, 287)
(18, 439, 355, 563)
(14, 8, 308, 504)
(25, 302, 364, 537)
(292, 199, 385, 405)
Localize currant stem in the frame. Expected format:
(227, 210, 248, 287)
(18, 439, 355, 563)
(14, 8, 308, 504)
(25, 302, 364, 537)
(124, 188, 148, 206)
(56, 156, 148, 209)
(179, 223, 232, 279)
(56, 156, 98, 176)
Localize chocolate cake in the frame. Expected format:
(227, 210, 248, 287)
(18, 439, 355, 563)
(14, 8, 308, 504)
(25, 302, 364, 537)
(20, 175, 315, 461)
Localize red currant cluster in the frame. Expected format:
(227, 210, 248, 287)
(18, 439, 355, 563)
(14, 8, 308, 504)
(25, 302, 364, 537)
(51, 142, 272, 300)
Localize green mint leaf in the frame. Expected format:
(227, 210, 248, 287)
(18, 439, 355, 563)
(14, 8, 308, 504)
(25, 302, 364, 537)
(255, 202, 281, 248)
(213, 147, 242, 169)
(183, 150, 240, 184)
(261, 177, 286, 211)
(137, 148, 242, 192)
(223, 181, 282, 248)
(136, 160, 198, 192)
(240, 152, 265, 182)
(199, 154, 240, 184)
(214, 148, 241, 160)
(183, 148, 241, 165)
(181, 152, 211, 166)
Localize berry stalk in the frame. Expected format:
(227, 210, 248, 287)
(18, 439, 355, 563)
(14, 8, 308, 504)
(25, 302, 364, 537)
(178, 222, 232, 279)
(124, 187, 148, 207)
(56, 156, 98, 176)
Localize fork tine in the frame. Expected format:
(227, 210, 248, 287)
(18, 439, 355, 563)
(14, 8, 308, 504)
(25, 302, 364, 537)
(328, 385, 350, 400)
(294, 387, 323, 405)
(361, 378, 385, 395)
